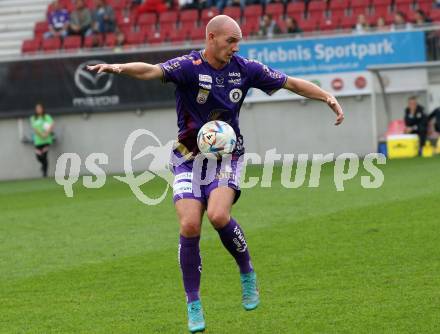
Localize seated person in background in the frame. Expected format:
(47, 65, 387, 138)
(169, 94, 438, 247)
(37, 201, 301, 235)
(44, 0, 70, 39)
(135, 0, 168, 18)
(404, 96, 428, 147)
(258, 14, 282, 38)
(374, 16, 388, 31)
(391, 11, 412, 30)
(354, 14, 369, 33)
(179, 0, 198, 10)
(414, 9, 432, 28)
(69, 0, 93, 38)
(93, 0, 116, 33)
(428, 107, 440, 134)
(285, 17, 303, 34)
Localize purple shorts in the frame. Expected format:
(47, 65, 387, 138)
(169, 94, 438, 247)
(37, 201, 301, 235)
(170, 149, 243, 205)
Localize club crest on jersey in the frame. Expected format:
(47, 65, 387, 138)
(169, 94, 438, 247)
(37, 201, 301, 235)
(196, 88, 210, 104)
(229, 88, 242, 103)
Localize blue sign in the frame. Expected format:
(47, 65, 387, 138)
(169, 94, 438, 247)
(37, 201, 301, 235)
(239, 31, 426, 76)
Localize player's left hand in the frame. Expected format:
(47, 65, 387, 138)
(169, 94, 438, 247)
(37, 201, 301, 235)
(326, 95, 344, 126)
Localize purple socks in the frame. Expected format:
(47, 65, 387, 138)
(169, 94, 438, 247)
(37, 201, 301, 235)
(179, 235, 202, 303)
(217, 218, 253, 274)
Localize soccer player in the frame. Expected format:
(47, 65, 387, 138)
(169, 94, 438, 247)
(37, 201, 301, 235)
(88, 15, 344, 333)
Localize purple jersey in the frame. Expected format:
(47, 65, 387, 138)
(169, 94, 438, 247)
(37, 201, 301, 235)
(48, 9, 70, 30)
(160, 50, 287, 156)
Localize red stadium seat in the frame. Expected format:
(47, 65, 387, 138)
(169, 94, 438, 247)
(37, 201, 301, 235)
(417, 0, 433, 14)
(84, 35, 104, 48)
(351, 6, 369, 17)
(320, 18, 340, 31)
(330, 9, 345, 20)
(105, 33, 117, 47)
(340, 15, 356, 28)
(372, 5, 389, 17)
(351, 0, 371, 7)
(201, 8, 219, 25)
(63, 36, 82, 50)
(223, 6, 241, 21)
(189, 26, 205, 41)
(431, 9, 440, 21)
(243, 15, 259, 27)
(286, 2, 305, 18)
(147, 32, 166, 44)
(34, 21, 48, 38)
(330, 0, 350, 11)
(168, 30, 186, 43)
(137, 13, 157, 26)
(180, 9, 199, 23)
(308, 0, 327, 13)
(298, 17, 318, 31)
(371, 0, 392, 6)
(243, 5, 263, 18)
(394, 0, 413, 5)
(308, 10, 326, 21)
(42, 37, 61, 52)
(159, 10, 178, 24)
(241, 21, 259, 37)
(126, 31, 145, 45)
(265, 3, 284, 20)
(22, 39, 41, 54)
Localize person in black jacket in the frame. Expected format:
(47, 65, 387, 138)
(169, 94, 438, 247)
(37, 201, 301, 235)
(428, 107, 440, 133)
(404, 96, 428, 147)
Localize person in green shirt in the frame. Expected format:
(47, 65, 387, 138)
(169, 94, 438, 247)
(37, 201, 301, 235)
(30, 103, 54, 177)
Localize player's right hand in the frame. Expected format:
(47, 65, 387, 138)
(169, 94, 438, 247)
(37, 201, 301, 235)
(87, 64, 122, 74)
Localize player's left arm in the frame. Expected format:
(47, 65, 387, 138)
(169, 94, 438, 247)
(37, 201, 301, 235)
(283, 76, 344, 126)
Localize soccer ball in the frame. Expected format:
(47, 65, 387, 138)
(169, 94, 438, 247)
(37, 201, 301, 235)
(197, 121, 237, 159)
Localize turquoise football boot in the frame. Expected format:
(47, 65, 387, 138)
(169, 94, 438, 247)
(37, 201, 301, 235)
(187, 300, 205, 333)
(240, 271, 260, 311)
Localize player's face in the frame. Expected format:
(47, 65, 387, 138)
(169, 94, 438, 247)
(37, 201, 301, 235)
(213, 27, 242, 64)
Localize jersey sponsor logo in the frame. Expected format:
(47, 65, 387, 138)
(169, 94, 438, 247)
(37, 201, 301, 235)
(215, 76, 224, 84)
(229, 88, 242, 103)
(199, 83, 212, 90)
(228, 78, 241, 85)
(199, 74, 212, 83)
(163, 61, 181, 72)
(173, 181, 193, 195)
(173, 172, 193, 184)
(196, 88, 210, 104)
(228, 72, 241, 77)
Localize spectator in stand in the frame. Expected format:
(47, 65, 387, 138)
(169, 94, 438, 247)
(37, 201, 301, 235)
(179, 0, 198, 10)
(114, 31, 126, 51)
(69, 0, 93, 38)
(30, 103, 55, 178)
(374, 16, 388, 31)
(258, 14, 282, 38)
(44, 0, 70, 39)
(391, 11, 412, 30)
(285, 17, 303, 34)
(93, 0, 116, 33)
(404, 96, 428, 147)
(354, 14, 369, 33)
(134, 0, 169, 21)
(414, 9, 432, 27)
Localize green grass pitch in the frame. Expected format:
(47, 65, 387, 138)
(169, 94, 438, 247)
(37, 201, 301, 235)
(1, 157, 439, 333)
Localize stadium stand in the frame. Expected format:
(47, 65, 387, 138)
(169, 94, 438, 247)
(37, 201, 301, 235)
(16, 0, 440, 55)
(0, 0, 53, 57)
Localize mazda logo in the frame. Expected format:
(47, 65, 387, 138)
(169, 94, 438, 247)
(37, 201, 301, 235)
(74, 60, 113, 95)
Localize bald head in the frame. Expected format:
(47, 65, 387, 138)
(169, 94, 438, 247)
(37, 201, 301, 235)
(206, 15, 242, 39)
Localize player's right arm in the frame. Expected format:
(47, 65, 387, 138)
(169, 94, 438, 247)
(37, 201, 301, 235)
(87, 62, 163, 81)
